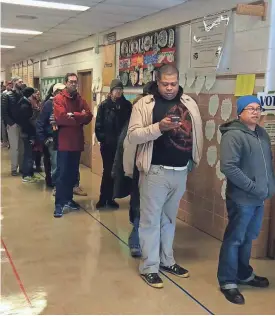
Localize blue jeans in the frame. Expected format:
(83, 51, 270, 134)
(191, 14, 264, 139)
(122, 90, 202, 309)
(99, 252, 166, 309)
(55, 151, 81, 207)
(217, 199, 264, 289)
(22, 138, 34, 178)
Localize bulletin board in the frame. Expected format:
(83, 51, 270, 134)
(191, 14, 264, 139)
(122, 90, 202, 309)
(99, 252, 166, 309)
(41, 76, 64, 99)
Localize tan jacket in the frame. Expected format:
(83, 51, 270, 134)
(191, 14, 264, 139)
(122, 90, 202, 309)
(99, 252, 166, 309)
(123, 94, 203, 177)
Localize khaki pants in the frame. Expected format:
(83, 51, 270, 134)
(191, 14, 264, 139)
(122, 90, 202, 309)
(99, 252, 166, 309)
(7, 124, 24, 172)
(139, 165, 188, 274)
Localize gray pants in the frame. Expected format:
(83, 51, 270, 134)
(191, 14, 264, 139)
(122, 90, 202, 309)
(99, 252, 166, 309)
(139, 165, 188, 274)
(7, 124, 24, 172)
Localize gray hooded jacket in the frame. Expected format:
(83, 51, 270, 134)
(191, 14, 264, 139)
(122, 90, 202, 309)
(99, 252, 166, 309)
(220, 120, 275, 205)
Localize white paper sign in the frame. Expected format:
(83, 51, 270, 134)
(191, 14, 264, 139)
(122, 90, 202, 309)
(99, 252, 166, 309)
(205, 73, 216, 91)
(93, 105, 98, 118)
(101, 95, 106, 102)
(257, 93, 275, 115)
(207, 145, 217, 167)
(221, 180, 227, 200)
(195, 75, 206, 95)
(216, 160, 225, 181)
(217, 127, 222, 144)
(209, 94, 219, 117)
(221, 98, 232, 121)
(205, 120, 216, 141)
(186, 68, 196, 88)
(181, 74, 186, 89)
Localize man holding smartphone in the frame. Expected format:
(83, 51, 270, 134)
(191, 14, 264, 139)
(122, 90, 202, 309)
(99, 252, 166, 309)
(124, 64, 203, 288)
(53, 73, 92, 218)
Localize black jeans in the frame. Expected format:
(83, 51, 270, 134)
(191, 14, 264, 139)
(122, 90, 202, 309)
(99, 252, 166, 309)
(99, 144, 116, 202)
(43, 145, 52, 186)
(55, 151, 81, 207)
(22, 138, 34, 178)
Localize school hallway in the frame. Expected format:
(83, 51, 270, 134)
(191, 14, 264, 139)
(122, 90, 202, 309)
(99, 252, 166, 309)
(1, 148, 275, 315)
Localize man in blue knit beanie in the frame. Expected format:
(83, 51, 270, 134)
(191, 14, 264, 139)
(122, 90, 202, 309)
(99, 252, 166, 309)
(217, 95, 275, 304)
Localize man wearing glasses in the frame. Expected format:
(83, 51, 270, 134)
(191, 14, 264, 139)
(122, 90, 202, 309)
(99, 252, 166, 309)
(218, 95, 275, 304)
(53, 73, 92, 218)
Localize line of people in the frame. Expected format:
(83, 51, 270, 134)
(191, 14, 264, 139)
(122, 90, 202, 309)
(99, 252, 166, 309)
(2, 65, 275, 306)
(95, 64, 275, 305)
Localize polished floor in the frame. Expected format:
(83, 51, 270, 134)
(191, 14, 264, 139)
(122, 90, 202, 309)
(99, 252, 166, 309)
(1, 148, 275, 315)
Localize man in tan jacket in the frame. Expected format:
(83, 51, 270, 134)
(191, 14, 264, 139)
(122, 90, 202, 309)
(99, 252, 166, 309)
(124, 64, 203, 288)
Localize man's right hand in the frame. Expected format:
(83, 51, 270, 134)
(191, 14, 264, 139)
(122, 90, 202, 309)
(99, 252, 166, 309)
(159, 117, 181, 132)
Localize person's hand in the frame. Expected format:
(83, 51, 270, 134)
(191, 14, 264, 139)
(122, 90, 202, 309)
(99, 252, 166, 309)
(29, 139, 35, 146)
(49, 114, 56, 125)
(45, 137, 53, 147)
(159, 117, 181, 132)
(82, 109, 86, 114)
(67, 112, 74, 117)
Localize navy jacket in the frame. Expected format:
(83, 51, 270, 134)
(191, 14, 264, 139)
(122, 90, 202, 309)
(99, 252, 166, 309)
(36, 98, 54, 144)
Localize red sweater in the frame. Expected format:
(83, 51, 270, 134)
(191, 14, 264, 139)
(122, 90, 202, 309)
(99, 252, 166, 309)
(54, 90, 93, 152)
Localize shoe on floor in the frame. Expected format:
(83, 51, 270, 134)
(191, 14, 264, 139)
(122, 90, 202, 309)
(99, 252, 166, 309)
(141, 273, 164, 289)
(52, 188, 56, 196)
(64, 200, 80, 210)
(11, 170, 19, 176)
(242, 275, 269, 288)
(221, 288, 245, 305)
(128, 227, 141, 258)
(107, 200, 119, 209)
(96, 200, 107, 209)
(73, 186, 87, 196)
(160, 263, 189, 278)
(129, 245, 142, 258)
(22, 176, 38, 183)
(54, 205, 64, 218)
(34, 167, 43, 173)
(33, 174, 43, 181)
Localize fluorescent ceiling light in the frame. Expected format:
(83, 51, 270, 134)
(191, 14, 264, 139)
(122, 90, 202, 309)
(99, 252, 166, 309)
(0, 45, 16, 48)
(0, 0, 90, 11)
(0, 27, 43, 35)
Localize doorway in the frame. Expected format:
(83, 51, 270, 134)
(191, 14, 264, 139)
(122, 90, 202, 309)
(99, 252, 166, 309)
(78, 70, 93, 168)
(33, 77, 40, 90)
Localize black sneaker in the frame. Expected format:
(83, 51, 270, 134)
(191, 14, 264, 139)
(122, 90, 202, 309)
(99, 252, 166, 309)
(107, 200, 119, 209)
(141, 273, 164, 288)
(221, 288, 245, 305)
(160, 263, 189, 278)
(96, 199, 107, 209)
(11, 171, 19, 176)
(243, 275, 269, 288)
(54, 205, 64, 218)
(64, 200, 80, 210)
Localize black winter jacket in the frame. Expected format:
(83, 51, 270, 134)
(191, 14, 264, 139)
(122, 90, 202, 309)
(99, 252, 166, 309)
(95, 95, 132, 147)
(1, 90, 22, 126)
(17, 97, 36, 140)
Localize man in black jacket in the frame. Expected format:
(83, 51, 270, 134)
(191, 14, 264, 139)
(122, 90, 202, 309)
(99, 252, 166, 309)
(95, 79, 132, 209)
(17, 87, 39, 183)
(1, 76, 24, 175)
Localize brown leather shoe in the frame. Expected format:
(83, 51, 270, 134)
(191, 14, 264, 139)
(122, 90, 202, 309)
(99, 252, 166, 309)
(73, 186, 87, 196)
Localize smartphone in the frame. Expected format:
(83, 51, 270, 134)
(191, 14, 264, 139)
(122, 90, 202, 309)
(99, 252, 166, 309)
(171, 116, 180, 123)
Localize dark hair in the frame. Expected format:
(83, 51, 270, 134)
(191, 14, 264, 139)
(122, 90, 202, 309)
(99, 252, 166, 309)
(42, 83, 55, 104)
(64, 73, 78, 83)
(156, 64, 179, 81)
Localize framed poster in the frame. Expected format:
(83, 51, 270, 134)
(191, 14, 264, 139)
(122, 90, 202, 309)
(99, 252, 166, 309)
(41, 76, 64, 99)
(191, 11, 232, 68)
(119, 27, 176, 87)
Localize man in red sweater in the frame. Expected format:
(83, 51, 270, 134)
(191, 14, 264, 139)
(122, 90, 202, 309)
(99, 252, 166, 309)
(53, 73, 92, 218)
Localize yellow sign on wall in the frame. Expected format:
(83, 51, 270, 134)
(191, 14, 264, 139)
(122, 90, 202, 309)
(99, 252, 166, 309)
(235, 74, 256, 96)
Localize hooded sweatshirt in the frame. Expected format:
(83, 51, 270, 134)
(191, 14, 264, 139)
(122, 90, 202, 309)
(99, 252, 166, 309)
(220, 119, 275, 205)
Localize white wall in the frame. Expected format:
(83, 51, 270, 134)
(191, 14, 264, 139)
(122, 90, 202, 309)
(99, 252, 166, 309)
(3, 0, 271, 95)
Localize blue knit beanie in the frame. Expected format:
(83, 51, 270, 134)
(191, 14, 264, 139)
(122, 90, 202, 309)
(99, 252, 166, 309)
(237, 95, 261, 115)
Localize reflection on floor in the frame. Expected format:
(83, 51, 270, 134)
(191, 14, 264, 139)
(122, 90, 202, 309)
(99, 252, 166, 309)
(1, 149, 275, 315)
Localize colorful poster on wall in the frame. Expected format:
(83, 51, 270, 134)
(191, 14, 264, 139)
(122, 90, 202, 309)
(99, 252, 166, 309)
(119, 27, 176, 87)
(191, 11, 231, 68)
(41, 76, 64, 99)
(27, 63, 34, 87)
(102, 44, 116, 87)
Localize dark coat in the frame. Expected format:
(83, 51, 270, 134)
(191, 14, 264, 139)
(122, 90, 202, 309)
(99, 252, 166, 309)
(17, 97, 36, 140)
(95, 95, 132, 148)
(1, 90, 22, 126)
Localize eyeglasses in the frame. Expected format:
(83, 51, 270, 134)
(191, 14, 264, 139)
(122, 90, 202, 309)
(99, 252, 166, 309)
(68, 80, 78, 85)
(243, 107, 263, 113)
